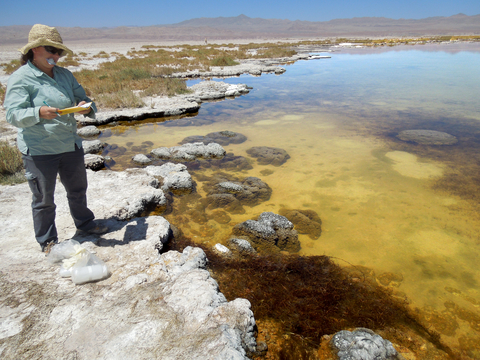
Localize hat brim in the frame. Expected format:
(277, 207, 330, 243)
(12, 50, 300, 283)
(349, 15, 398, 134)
(19, 38, 73, 57)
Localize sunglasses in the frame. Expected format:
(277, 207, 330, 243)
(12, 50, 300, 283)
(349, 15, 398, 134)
(44, 46, 64, 56)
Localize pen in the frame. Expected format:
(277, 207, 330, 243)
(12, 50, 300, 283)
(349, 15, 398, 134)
(43, 101, 60, 116)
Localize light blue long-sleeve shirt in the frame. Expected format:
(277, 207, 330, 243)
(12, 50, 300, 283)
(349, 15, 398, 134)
(4, 60, 97, 155)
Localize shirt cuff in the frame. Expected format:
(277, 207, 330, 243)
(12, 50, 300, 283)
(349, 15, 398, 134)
(34, 106, 42, 123)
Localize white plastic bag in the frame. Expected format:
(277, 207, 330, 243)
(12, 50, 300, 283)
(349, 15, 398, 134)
(48, 239, 109, 284)
(71, 252, 109, 285)
(47, 240, 82, 264)
(59, 244, 89, 278)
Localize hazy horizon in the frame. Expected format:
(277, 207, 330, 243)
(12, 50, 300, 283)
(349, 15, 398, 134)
(1, 0, 479, 28)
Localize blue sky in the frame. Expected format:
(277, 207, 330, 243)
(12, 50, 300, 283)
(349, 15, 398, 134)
(1, 0, 479, 28)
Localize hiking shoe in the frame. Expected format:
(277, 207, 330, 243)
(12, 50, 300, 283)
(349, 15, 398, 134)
(87, 224, 109, 235)
(41, 239, 58, 254)
(76, 223, 109, 236)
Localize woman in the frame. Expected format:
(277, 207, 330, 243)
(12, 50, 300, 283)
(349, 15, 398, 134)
(4, 24, 107, 253)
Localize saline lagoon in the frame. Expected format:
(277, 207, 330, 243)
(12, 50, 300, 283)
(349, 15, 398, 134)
(97, 42, 480, 356)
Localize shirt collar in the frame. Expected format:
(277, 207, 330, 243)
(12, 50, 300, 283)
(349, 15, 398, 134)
(27, 60, 56, 78)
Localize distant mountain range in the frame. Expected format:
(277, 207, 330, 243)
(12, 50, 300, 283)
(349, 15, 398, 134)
(1, 14, 479, 45)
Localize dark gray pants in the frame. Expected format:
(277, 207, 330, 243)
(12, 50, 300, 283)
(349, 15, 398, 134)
(22, 146, 95, 246)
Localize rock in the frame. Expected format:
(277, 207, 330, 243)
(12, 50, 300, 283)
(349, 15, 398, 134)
(171, 63, 285, 79)
(82, 139, 104, 154)
(103, 144, 127, 156)
(227, 238, 257, 255)
(218, 181, 244, 193)
(210, 210, 232, 224)
(308, 55, 331, 60)
(186, 82, 250, 101)
(84, 154, 105, 170)
(397, 130, 458, 145)
(80, 97, 201, 126)
(246, 146, 290, 166)
(180, 131, 247, 146)
(232, 212, 300, 253)
(207, 193, 245, 214)
(213, 243, 231, 256)
(207, 154, 253, 171)
(77, 125, 101, 137)
(278, 208, 322, 239)
(132, 154, 152, 165)
(331, 328, 401, 360)
(145, 163, 194, 195)
(151, 142, 226, 162)
(205, 176, 272, 214)
(84, 168, 167, 220)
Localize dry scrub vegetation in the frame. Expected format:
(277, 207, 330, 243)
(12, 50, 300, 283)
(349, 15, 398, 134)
(0, 140, 24, 185)
(0, 42, 299, 109)
(73, 42, 296, 108)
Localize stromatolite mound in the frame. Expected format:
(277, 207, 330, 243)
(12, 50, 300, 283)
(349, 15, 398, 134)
(184, 153, 253, 172)
(82, 139, 105, 154)
(331, 328, 401, 360)
(204, 175, 272, 214)
(232, 212, 300, 253)
(151, 142, 226, 162)
(246, 146, 290, 166)
(84, 154, 105, 170)
(180, 131, 247, 146)
(77, 125, 101, 138)
(278, 208, 322, 240)
(397, 130, 457, 145)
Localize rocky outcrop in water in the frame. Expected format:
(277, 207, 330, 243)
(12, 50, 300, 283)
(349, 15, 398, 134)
(232, 212, 300, 253)
(84, 154, 105, 170)
(227, 238, 257, 256)
(82, 139, 105, 154)
(180, 131, 247, 146)
(132, 153, 153, 165)
(186, 82, 250, 102)
(145, 163, 194, 195)
(204, 176, 272, 214)
(151, 142, 226, 162)
(185, 153, 253, 172)
(331, 328, 402, 360)
(397, 130, 458, 145)
(171, 64, 285, 79)
(246, 146, 290, 166)
(79, 97, 201, 126)
(278, 208, 322, 240)
(78, 125, 101, 138)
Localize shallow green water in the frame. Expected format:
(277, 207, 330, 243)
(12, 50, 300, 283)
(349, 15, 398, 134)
(99, 43, 480, 353)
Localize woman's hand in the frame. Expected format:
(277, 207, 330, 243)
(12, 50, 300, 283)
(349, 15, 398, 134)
(77, 101, 92, 115)
(39, 106, 59, 120)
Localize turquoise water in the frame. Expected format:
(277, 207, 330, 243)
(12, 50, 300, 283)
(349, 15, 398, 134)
(101, 43, 480, 354)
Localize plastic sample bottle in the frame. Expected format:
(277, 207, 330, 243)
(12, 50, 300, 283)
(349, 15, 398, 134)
(71, 264, 109, 284)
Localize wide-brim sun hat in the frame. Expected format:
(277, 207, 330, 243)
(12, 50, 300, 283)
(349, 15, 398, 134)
(19, 24, 73, 57)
